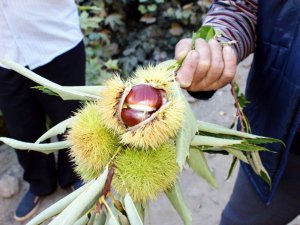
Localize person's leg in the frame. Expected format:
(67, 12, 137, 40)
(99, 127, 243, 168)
(0, 67, 57, 196)
(33, 40, 86, 188)
(220, 152, 300, 225)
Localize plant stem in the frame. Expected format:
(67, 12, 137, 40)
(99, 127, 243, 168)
(95, 166, 115, 213)
(230, 81, 246, 132)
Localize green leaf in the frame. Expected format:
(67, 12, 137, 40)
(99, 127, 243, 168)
(74, 214, 89, 225)
(104, 59, 119, 70)
(246, 137, 285, 146)
(124, 194, 143, 225)
(35, 118, 74, 143)
(165, 182, 192, 225)
(27, 180, 94, 225)
(105, 14, 124, 31)
(32, 86, 59, 96)
(190, 135, 243, 147)
(192, 26, 216, 45)
(0, 60, 100, 101)
(174, 84, 198, 170)
(0, 137, 69, 154)
(231, 143, 271, 152)
(94, 211, 107, 225)
(197, 121, 260, 139)
(224, 148, 248, 163)
(105, 204, 121, 225)
(246, 151, 272, 187)
(226, 157, 238, 180)
(49, 167, 109, 225)
(260, 170, 272, 187)
(87, 212, 96, 225)
(133, 202, 145, 222)
(187, 148, 218, 188)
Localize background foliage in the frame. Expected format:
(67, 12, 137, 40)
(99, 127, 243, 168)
(77, 0, 210, 84)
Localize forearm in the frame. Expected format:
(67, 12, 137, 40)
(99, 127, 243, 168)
(203, 0, 258, 62)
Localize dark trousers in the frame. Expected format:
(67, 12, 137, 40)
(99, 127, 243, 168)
(0, 41, 85, 196)
(220, 134, 300, 225)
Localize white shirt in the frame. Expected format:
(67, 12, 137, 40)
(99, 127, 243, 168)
(0, 0, 83, 69)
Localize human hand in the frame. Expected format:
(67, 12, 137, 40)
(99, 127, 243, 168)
(175, 38, 237, 92)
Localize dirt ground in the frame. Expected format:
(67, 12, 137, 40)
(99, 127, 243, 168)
(1, 56, 300, 225)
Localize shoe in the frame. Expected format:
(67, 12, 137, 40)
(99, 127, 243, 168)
(71, 179, 84, 191)
(14, 191, 40, 222)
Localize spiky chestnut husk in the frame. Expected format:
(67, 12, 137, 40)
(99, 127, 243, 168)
(130, 65, 175, 92)
(120, 65, 185, 149)
(67, 103, 119, 181)
(98, 65, 185, 149)
(112, 143, 178, 202)
(97, 76, 127, 134)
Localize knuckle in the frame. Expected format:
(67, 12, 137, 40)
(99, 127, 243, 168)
(199, 60, 210, 70)
(212, 61, 224, 71)
(223, 71, 235, 80)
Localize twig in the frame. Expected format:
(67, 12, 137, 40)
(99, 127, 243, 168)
(95, 166, 115, 213)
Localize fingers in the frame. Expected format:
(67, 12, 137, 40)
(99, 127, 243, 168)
(176, 50, 199, 88)
(216, 46, 237, 88)
(175, 38, 237, 92)
(203, 40, 224, 86)
(175, 38, 193, 61)
(192, 39, 211, 85)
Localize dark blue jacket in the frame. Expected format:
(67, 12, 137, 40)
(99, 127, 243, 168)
(241, 0, 300, 204)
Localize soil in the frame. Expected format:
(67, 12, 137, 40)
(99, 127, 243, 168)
(0, 56, 299, 225)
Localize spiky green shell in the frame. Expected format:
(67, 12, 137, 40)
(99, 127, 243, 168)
(97, 76, 126, 134)
(131, 65, 175, 93)
(120, 96, 185, 149)
(112, 143, 178, 202)
(67, 103, 119, 181)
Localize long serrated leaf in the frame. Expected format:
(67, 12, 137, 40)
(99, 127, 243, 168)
(49, 167, 109, 225)
(190, 135, 242, 147)
(226, 157, 238, 180)
(197, 121, 260, 139)
(175, 84, 198, 170)
(35, 118, 74, 143)
(249, 151, 272, 187)
(231, 143, 271, 152)
(87, 212, 97, 225)
(27, 180, 94, 225)
(34, 85, 104, 98)
(105, 204, 121, 225)
(93, 211, 106, 225)
(0, 60, 100, 101)
(260, 170, 272, 187)
(133, 202, 145, 222)
(0, 137, 69, 154)
(64, 86, 104, 96)
(74, 214, 89, 225)
(165, 182, 192, 225)
(110, 203, 128, 225)
(224, 148, 248, 163)
(124, 194, 143, 225)
(187, 148, 218, 188)
(246, 137, 285, 146)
